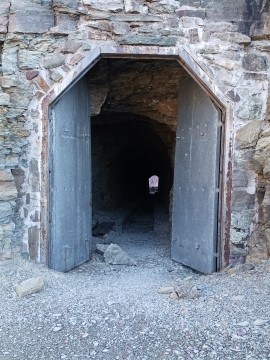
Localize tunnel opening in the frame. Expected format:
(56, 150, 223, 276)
(47, 55, 224, 273)
(92, 112, 174, 238)
(87, 58, 184, 247)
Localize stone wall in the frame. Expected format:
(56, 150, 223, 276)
(0, 0, 269, 265)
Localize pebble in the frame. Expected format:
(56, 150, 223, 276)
(158, 286, 174, 294)
(236, 321, 249, 327)
(253, 319, 268, 326)
(53, 326, 62, 332)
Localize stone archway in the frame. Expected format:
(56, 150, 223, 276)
(40, 45, 232, 271)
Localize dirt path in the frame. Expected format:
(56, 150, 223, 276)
(1, 215, 270, 359)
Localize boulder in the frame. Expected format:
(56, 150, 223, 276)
(15, 276, 45, 297)
(175, 284, 200, 299)
(104, 244, 136, 266)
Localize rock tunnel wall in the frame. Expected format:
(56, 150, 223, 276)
(0, 0, 269, 265)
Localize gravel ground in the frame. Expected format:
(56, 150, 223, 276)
(1, 211, 270, 360)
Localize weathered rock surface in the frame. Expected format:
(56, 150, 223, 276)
(0, 2, 9, 33)
(236, 94, 264, 120)
(253, 128, 270, 176)
(0, 249, 12, 261)
(18, 50, 41, 70)
(242, 53, 269, 72)
(0, 93, 10, 106)
(104, 244, 136, 266)
(0, 182, 17, 201)
(119, 35, 177, 47)
(158, 286, 174, 294)
(235, 121, 262, 149)
(9, 2, 54, 33)
(0, 170, 14, 182)
(44, 54, 66, 69)
(159, 284, 200, 299)
(83, 0, 124, 13)
(96, 243, 110, 255)
(0, 202, 13, 223)
(175, 284, 200, 299)
(228, 263, 256, 275)
(15, 276, 45, 297)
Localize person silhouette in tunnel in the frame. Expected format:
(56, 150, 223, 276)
(149, 175, 159, 195)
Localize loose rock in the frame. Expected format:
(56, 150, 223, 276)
(15, 276, 45, 297)
(253, 319, 268, 326)
(104, 244, 136, 266)
(158, 286, 174, 294)
(96, 243, 110, 255)
(175, 284, 200, 299)
(236, 321, 249, 327)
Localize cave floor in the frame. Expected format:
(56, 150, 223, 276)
(92, 200, 172, 267)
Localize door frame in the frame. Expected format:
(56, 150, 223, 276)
(40, 45, 233, 271)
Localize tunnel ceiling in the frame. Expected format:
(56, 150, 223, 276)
(87, 59, 188, 130)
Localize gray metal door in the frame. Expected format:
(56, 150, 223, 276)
(171, 77, 222, 274)
(49, 77, 91, 272)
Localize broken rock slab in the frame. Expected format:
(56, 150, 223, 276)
(227, 263, 255, 275)
(158, 286, 175, 294)
(175, 284, 200, 299)
(15, 276, 45, 297)
(96, 243, 110, 255)
(104, 244, 136, 266)
(158, 284, 200, 300)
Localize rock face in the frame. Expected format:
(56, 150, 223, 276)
(0, 0, 269, 267)
(104, 244, 136, 266)
(253, 127, 270, 177)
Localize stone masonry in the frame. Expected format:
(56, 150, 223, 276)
(0, 0, 269, 266)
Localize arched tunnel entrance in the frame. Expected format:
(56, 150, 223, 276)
(92, 112, 174, 236)
(48, 56, 224, 274)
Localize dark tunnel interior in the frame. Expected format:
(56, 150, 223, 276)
(91, 112, 173, 217)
